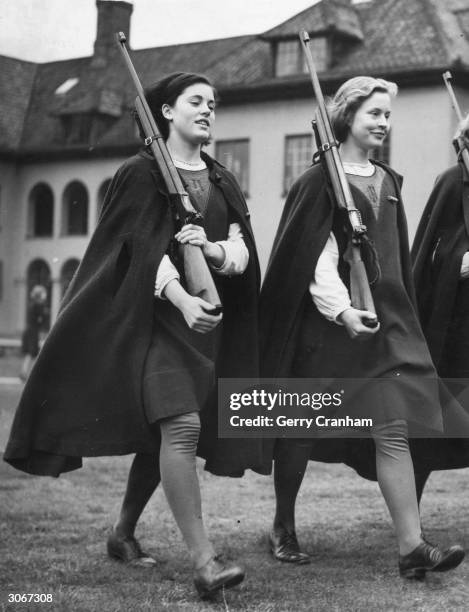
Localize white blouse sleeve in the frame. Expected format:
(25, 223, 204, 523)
(309, 232, 351, 323)
(154, 254, 180, 299)
(210, 222, 249, 276)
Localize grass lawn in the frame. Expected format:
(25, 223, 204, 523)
(1, 383, 468, 611)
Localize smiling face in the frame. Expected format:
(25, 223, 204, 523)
(346, 90, 391, 155)
(162, 82, 216, 146)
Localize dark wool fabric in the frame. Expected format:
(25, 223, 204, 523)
(260, 161, 469, 481)
(4, 150, 270, 478)
(411, 161, 469, 471)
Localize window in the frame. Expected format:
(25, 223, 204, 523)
(97, 178, 112, 221)
(60, 258, 80, 297)
(26, 259, 51, 330)
(55, 77, 79, 95)
(284, 135, 313, 194)
(28, 183, 54, 237)
(275, 37, 328, 77)
(215, 140, 250, 197)
(371, 133, 391, 165)
(62, 181, 89, 235)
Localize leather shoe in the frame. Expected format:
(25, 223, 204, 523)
(269, 529, 311, 564)
(193, 555, 244, 599)
(399, 541, 465, 579)
(107, 530, 157, 568)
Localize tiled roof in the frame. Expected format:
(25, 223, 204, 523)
(0, 55, 37, 152)
(1, 0, 469, 158)
(262, 0, 364, 42)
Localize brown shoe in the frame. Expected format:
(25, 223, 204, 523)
(399, 541, 465, 579)
(193, 555, 244, 599)
(107, 530, 157, 568)
(269, 529, 311, 564)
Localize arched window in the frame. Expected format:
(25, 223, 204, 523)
(26, 259, 51, 330)
(62, 181, 88, 235)
(97, 178, 112, 221)
(60, 258, 80, 297)
(28, 183, 54, 237)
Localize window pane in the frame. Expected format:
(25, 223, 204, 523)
(62, 181, 88, 236)
(284, 135, 313, 193)
(276, 40, 301, 77)
(215, 140, 250, 197)
(308, 37, 328, 72)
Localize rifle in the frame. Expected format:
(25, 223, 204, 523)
(299, 30, 378, 320)
(116, 32, 222, 314)
(443, 71, 469, 177)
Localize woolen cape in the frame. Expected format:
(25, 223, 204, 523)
(4, 150, 270, 478)
(411, 161, 469, 471)
(260, 160, 469, 480)
(412, 162, 469, 371)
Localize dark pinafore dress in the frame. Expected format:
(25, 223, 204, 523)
(292, 166, 443, 433)
(142, 168, 228, 423)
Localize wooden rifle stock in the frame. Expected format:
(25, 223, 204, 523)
(443, 71, 469, 178)
(116, 32, 222, 313)
(299, 30, 377, 319)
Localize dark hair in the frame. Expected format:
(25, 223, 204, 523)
(328, 76, 398, 143)
(135, 72, 215, 141)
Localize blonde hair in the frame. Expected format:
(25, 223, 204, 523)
(328, 76, 398, 143)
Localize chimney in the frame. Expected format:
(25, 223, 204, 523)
(92, 0, 133, 68)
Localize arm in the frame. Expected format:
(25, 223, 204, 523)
(175, 222, 249, 275)
(310, 232, 379, 339)
(162, 276, 222, 333)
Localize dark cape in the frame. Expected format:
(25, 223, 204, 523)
(411, 161, 469, 471)
(260, 160, 469, 480)
(412, 162, 469, 373)
(4, 150, 270, 478)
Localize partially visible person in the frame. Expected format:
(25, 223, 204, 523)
(260, 76, 466, 579)
(411, 114, 469, 498)
(4, 72, 268, 599)
(20, 285, 47, 381)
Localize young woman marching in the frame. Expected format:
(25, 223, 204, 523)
(5, 72, 268, 598)
(260, 76, 466, 578)
(411, 114, 469, 499)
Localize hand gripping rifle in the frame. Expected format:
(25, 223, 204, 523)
(443, 71, 469, 178)
(116, 32, 222, 314)
(299, 30, 378, 321)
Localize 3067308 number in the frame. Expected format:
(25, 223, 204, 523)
(8, 594, 53, 603)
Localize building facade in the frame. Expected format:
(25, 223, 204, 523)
(1, 0, 469, 335)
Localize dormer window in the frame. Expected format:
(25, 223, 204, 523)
(275, 36, 328, 77)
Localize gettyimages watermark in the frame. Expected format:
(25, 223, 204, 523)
(217, 378, 469, 438)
